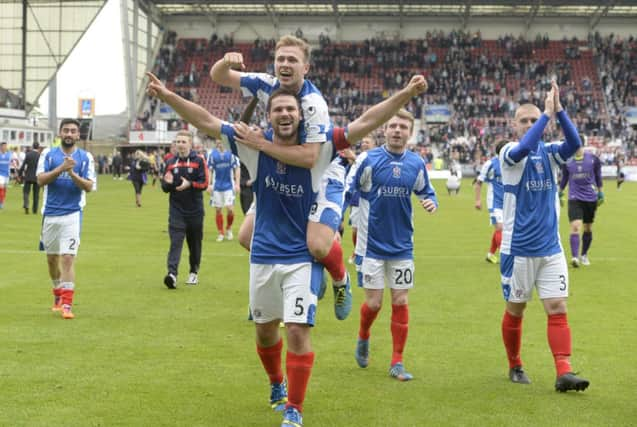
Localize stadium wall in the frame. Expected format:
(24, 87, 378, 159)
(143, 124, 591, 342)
(165, 16, 637, 43)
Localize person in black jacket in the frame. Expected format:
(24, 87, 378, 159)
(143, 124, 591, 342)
(161, 131, 210, 288)
(128, 150, 151, 207)
(18, 142, 42, 214)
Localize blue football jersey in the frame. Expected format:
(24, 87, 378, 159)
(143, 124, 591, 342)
(477, 156, 504, 211)
(220, 123, 335, 264)
(36, 147, 96, 216)
(239, 73, 330, 144)
(0, 151, 11, 177)
(208, 149, 238, 191)
(500, 141, 570, 257)
(346, 146, 438, 260)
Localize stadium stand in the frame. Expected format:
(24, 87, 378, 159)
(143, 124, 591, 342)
(144, 29, 636, 166)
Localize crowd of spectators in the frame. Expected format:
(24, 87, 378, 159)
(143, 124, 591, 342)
(144, 29, 636, 166)
(590, 32, 637, 159)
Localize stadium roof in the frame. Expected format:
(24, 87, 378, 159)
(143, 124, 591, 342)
(151, 0, 637, 18)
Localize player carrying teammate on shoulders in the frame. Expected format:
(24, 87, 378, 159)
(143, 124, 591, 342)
(209, 35, 353, 319)
(147, 69, 427, 427)
(499, 81, 589, 392)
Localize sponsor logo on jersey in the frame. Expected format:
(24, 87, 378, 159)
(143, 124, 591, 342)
(264, 175, 305, 197)
(377, 185, 409, 197)
(276, 161, 287, 175)
(525, 179, 553, 192)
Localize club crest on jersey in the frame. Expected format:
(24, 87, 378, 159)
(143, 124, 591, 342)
(188, 167, 193, 173)
(392, 165, 401, 178)
(276, 161, 287, 175)
(534, 162, 544, 174)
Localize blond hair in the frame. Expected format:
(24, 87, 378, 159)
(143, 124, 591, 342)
(395, 108, 415, 135)
(275, 35, 310, 63)
(134, 150, 150, 161)
(175, 130, 193, 140)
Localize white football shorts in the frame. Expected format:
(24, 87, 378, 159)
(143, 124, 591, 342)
(358, 257, 415, 290)
(41, 211, 82, 255)
(210, 189, 235, 208)
(500, 252, 569, 303)
(489, 208, 503, 225)
(249, 262, 323, 325)
(308, 159, 346, 231)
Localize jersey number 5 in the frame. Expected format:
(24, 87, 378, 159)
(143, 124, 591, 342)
(294, 297, 304, 316)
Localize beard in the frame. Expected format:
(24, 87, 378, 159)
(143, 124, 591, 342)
(61, 138, 76, 148)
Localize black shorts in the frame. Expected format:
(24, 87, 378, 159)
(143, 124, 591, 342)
(568, 199, 597, 223)
(132, 179, 144, 195)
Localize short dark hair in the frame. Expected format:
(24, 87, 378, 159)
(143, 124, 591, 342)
(32, 142, 40, 149)
(59, 118, 81, 132)
(495, 140, 507, 155)
(266, 88, 301, 115)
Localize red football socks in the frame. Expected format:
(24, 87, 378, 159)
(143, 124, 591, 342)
(226, 212, 234, 229)
(215, 213, 224, 234)
(318, 239, 346, 283)
(490, 229, 502, 254)
(286, 351, 314, 413)
(60, 288, 74, 307)
(390, 304, 409, 365)
(502, 311, 523, 368)
(256, 338, 284, 384)
(358, 302, 380, 340)
(547, 313, 572, 377)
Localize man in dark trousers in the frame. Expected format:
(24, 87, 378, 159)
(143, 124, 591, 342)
(19, 142, 42, 214)
(161, 130, 210, 288)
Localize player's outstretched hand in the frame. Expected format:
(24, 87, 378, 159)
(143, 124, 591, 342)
(235, 122, 266, 150)
(552, 80, 563, 113)
(146, 72, 170, 101)
(223, 52, 246, 71)
(475, 199, 482, 210)
(175, 177, 191, 191)
(406, 75, 428, 97)
(421, 198, 437, 213)
(544, 86, 555, 117)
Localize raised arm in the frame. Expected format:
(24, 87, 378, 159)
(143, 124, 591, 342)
(506, 86, 555, 164)
(346, 75, 428, 144)
(146, 72, 223, 138)
(209, 52, 245, 89)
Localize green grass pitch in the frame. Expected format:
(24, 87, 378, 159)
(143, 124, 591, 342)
(1, 177, 635, 426)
